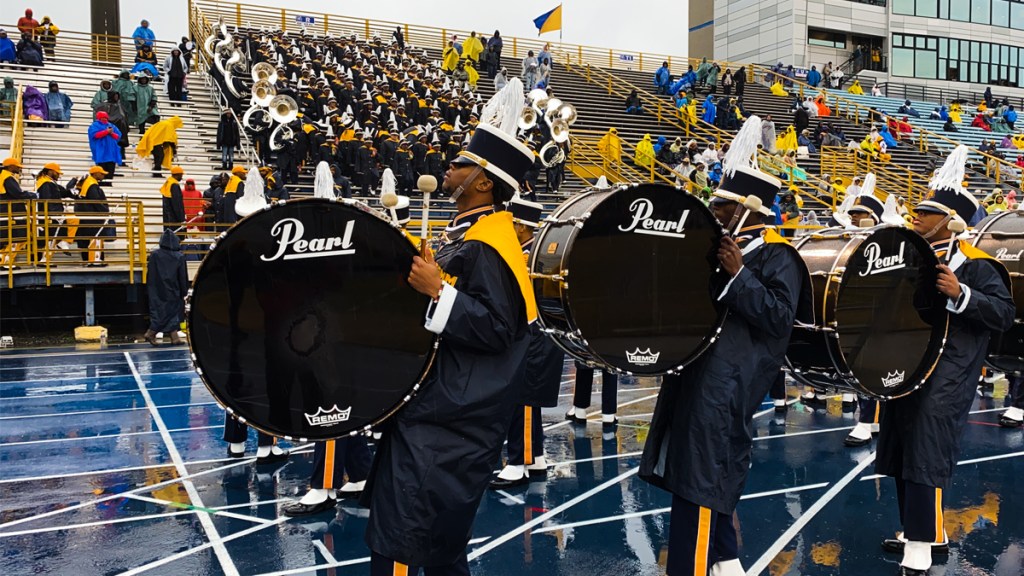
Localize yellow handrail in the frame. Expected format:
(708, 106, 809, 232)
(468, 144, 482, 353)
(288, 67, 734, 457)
(819, 146, 932, 206)
(8, 85, 24, 161)
(748, 64, 1024, 191)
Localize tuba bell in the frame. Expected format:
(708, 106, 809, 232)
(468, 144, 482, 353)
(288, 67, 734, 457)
(242, 106, 272, 132)
(268, 95, 299, 124)
(518, 107, 538, 131)
(550, 118, 570, 144)
(251, 61, 278, 84)
(539, 141, 565, 168)
(270, 122, 295, 150)
(251, 80, 276, 107)
(557, 103, 578, 126)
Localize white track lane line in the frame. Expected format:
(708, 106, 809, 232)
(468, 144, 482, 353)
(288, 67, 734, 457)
(253, 538, 493, 576)
(0, 400, 218, 420)
(312, 540, 338, 564)
(0, 511, 197, 538)
(0, 424, 221, 447)
(496, 490, 526, 505)
(543, 393, 660, 433)
(745, 452, 877, 576)
(0, 368, 198, 387)
(123, 494, 272, 525)
(860, 450, 1024, 481)
(0, 383, 197, 401)
(467, 467, 640, 560)
(533, 482, 831, 534)
(125, 352, 240, 576)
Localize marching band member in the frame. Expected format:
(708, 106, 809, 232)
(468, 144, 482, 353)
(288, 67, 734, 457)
(640, 116, 812, 576)
(363, 79, 537, 576)
(491, 195, 564, 489)
(875, 146, 1014, 576)
(282, 439, 370, 516)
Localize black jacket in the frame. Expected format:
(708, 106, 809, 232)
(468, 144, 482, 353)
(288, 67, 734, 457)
(147, 230, 188, 332)
(216, 116, 240, 148)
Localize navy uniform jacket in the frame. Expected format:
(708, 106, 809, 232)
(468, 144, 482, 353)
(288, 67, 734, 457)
(363, 206, 531, 566)
(876, 239, 1014, 489)
(640, 227, 811, 513)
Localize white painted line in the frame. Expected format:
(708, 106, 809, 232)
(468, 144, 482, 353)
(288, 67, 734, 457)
(753, 425, 854, 441)
(0, 347, 184, 360)
(0, 425, 221, 447)
(496, 490, 526, 505)
(0, 383, 197, 401)
(543, 393, 659, 433)
(556, 385, 660, 398)
(253, 555, 371, 576)
(123, 494, 272, 525)
(119, 516, 291, 576)
(0, 400, 217, 420)
(751, 397, 799, 420)
(213, 498, 294, 511)
(125, 352, 239, 576)
(532, 482, 830, 535)
(957, 451, 1024, 466)
(0, 369, 198, 387)
(0, 511, 195, 538)
(745, 452, 876, 576)
(467, 467, 640, 560)
(312, 540, 338, 564)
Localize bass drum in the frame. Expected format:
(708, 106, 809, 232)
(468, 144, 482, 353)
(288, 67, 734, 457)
(786, 226, 948, 399)
(188, 198, 436, 441)
(530, 183, 725, 375)
(970, 210, 1024, 373)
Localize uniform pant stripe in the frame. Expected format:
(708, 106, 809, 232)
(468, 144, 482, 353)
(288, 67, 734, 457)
(873, 401, 880, 424)
(694, 506, 712, 576)
(392, 562, 408, 576)
(524, 406, 533, 466)
(323, 440, 336, 489)
(934, 487, 944, 543)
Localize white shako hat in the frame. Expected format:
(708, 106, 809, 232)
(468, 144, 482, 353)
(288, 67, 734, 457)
(916, 145, 980, 226)
(449, 77, 533, 191)
(710, 114, 780, 216)
(507, 194, 544, 228)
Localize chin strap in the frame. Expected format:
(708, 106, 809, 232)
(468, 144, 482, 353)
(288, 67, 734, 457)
(920, 214, 952, 239)
(448, 165, 484, 204)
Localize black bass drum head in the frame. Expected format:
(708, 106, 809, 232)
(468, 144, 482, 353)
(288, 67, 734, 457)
(835, 226, 946, 398)
(566, 183, 724, 374)
(188, 199, 435, 440)
(972, 210, 1024, 373)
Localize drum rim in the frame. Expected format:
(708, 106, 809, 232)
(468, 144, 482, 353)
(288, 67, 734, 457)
(834, 226, 948, 399)
(186, 197, 438, 441)
(534, 182, 726, 375)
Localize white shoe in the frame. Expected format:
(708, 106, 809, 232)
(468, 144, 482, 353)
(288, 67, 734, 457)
(601, 413, 617, 424)
(526, 456, 547, 473)
(494, 465, 526, 482)
(983, 372, 1005, 383)
(297, 488, 331, 506)
(773, 399, 787, 408)
(710, 559, 744, 576)
(338, 480, 365, 494)
(841, 393, 857, 403)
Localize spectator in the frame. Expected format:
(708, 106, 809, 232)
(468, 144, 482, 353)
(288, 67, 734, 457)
(761, 114, 777, 153)
(0, 157, 32, 270)
(88, 111, 121, 178)
(779, 192, 800, 237)
(625, 89, 643, 114)
(537, 43, 553, 67)
(136, 44, 158, 66)
(655, 61, 671, 95)
(634, 134, 655, 168)
(451, 61, 470, 91)
(986, 193, 1009, 213)
(522, 50, 539, 89)
(112, 71, 138, 123)
(734, 66, 746, 97)
(178, 36, 194, 69)
(164, 48, 188, 102)
(794, 102, 809, 134)
(536, 58, 551, 89)
(0, 30, 15, 64)
(462, 32, 483, 66)
(695, 57, 711, 87)
(137, 115, 183, 178)
(451, 34, 462, 55)
(481, 45, 497, 79)
(216, 109, 239, 169)
(829, 67, 844, 88)
(160, 166, 186, 232)
(487, 30, 503, 64)
(705, 63, 720, 94)
(96, 91, 130, 160)
(943, 117, 958, 132)
(929, 107, 943, 120)
(493, 67, 508, 91)
(949, 101, 963, 123)
(202, 173, 225, 230)
(871, 84, 883, 97)
(135, 75, 159, 134)
(700, 94, 716, 123)
(132, 19, 155, 51)
(597, 127, 622, 167)
(1005, 105, 1017, 130)
(806, 65, 821, 87)
(972, 112, 992, 131)
(91, 79, 113, 111)
(144, 230, 187, 345)
(74, 166, 110, 266)
(797, 129, 817, 154)
(847, 79, 864, 95)
(43, 80, 71, 127)
(392, 26, 404, 50)
(984, 86, 994, 107)
(0, 77, 16, 118)
(776, 125, 798, 154)
(16, 32, 43, 67)
(16, 9, 38, 37)
(35, 16, 58, 61)
(898, 99, 920, 118)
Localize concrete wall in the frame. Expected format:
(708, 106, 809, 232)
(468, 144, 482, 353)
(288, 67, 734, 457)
(689, 0, 715, 59)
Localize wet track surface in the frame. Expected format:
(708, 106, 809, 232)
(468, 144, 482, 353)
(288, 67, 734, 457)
(0, 344, 1021, 575)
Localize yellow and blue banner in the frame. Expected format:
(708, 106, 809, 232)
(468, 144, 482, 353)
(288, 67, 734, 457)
(534, 4, 563, 36)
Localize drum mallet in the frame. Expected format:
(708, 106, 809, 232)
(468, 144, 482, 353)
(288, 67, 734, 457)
(417, 174, 438, 254)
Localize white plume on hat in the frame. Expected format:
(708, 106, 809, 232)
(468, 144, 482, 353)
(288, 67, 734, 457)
(929, 144, 969, 191)
(721, 115, 763, 178)
(480, 77, 526, 137)
(235, 167, 268, 217)
(313, 161, 334, 199)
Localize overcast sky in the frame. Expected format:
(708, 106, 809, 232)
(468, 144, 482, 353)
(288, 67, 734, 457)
(15, 1, 689, 59)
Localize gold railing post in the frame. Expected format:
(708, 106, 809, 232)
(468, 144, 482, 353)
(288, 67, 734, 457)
(639, 53, 643, 71)
(236, 3, 242, 27)
(512, 37, 517, 58)
(578, 45, 582, 64)
(608, 49, 612, 68)
(365, 19, 371, 39)
(324, 14, 329, 34)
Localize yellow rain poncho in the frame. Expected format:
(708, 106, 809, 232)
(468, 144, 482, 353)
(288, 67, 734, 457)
(442, 45, 459, 72)
(462, 35, 484, 63)
(137, 116, 183, 170)
(684, 102, 697, 124)
(775, 125, 798, 153)
(465, 62, 480, 89)
(634, 134, 655, 167)
(770, 82, 788, 97)
(847, 80, 864, 95)
(949, 102, 963, 124)
(598, 127, 622, 163)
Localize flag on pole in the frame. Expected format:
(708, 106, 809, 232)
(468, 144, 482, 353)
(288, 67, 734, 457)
(533, 4, 563, 36)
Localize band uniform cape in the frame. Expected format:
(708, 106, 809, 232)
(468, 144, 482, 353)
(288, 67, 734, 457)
(147, 229, 188, 333)
(875, 239, 1014, 488)
(363, 209, 537, 566)
(640, 227, 813, 513)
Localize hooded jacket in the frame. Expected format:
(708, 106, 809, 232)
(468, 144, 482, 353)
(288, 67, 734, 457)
(147, 230, 188, 333)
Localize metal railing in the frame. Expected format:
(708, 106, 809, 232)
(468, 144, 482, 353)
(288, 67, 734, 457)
(0, 24, 180, 68)
(563, 60, 837, 210)
(875, 81, 1024, 110)
(749, 63, 1024, 191)
(819, 146, 931, 207)
(192, 0, 707, 74)
(1, 199, 148, 288)
(7, 86, 24, 161)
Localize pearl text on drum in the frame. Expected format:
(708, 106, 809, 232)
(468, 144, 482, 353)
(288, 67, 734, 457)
(995, 247, 1023, 262)
(859, 241, 907, 276)
(618, 198, 690, 239)
(261, 218, 356, 262)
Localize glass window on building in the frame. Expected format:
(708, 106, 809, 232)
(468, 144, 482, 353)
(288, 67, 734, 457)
(891, 32, 1023, 86)
(808, 28, 847, 48)
(894, 0, 1023, 29)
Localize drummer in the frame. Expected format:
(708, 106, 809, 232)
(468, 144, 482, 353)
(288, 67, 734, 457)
(491, 195, 564, 489)
(875, 146, 1015, 576)
(640, 122, 813, 576)
(281, 439, 371, 516)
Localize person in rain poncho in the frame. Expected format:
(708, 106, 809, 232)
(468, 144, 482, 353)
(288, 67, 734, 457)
(701, 95, 717, 124)
(521, 50, 539, 89)
(494, 67, 508, 92)
(761, 115, 777, 153)
(91, 79, 113, 111)
(770, 80, 788, 97)
(462, 32, 484, 65)
(598, 127, 622, 166)
(112, 71, 137, 125)
(442, 41, 459, 73)
(137, 116, 183, 177)
(695, 57, 711, 86)
(87, 111, 122, 176)
(847, 79, 864, 95)
(634, 134, 655, 168)
(144, 231, 187, 345)
(134, 75, 159, 133)
(655, 61, 671, 94)
(43, 80, 72, 126)
(776, 125, 798, 154)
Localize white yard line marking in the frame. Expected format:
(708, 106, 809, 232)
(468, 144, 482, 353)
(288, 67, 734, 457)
(254, 538, 494, 576)
(0, 369, 198, 387)
(0, 383, 197, 401)
(468, 467, 640, 560)
(0, 400, 217, 420)
(125, 352, 239, 576)
(0, 425, 221, 447)
(0, 511, 196, 538)
(312, 540, 338, 564)
(496, 490, 526, 505)
(754, 425, 854, 441)
(123, 494, 272, 525)
(543, 393, 659, 432)
(861, 450, 1024, 481)
(745, 452, 876, 576)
